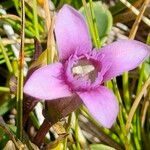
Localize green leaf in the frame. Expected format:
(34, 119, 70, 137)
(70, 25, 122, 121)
(0, 99, 15, 116)
(29, 50, 47, 70)
(80, 1, 113, 45)
(90, 144, 115, 150)
(0, 125, 10, 149)
(109, 0, 137, 16)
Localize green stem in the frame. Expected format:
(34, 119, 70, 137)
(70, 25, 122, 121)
(5, 19, 33, 37)
(137, 112, 141, 142)
(63, 113, 73, 150)
(81, 0, 99, 48)
(33, 0, 39, 38)
(46, 48, 51, 64)
(108, 79, 131, 148)
(0, 87, 10, 92)
(136, 64, 145, 95)
(29, 112, 40, 129)
(16, 69, 24, 140)
(81, 106, 121, 144)
(12, 0, 21, 16)
(89, 0, 101, 48)
(75, 111, 81, 150)
(123, 72, 130, 111)
(133, 114, 141, 150)
(16, 0, 25, 140)
(106, 80, 113, 89)
(143, 35, 150, 81)
(0, 51, 13, 59)
(112, 78, 128, 119)
(0, 57, 13, 65)
(147, 33, 150, 44)
(113, 124, 126, 145)
(0, 38, 13, 73)
(132, 34, 150, 150)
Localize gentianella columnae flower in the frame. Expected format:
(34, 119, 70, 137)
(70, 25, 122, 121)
(24, 5, 150, 128)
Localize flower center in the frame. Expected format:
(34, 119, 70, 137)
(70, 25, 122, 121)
(71, 59, 98, 83)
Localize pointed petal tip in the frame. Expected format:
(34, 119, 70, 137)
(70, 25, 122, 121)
(100, 99, 119, 128)
(55, 4, 92, 61)
(77, 86, 119, 128)
(24, 63, 72, 100)
(100, 39, 150, 81)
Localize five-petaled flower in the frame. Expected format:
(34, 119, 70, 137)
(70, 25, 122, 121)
(24, 5, 150, 128)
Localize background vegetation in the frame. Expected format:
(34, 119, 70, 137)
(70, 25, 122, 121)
(0, 0, 150, 149)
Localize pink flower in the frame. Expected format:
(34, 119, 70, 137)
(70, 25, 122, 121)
(24, 5, 150, 128)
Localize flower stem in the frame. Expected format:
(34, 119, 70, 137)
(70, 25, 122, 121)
(119, 0, 150, 26)
(16, 0, 25, 140)
(33, 119, 52, 147)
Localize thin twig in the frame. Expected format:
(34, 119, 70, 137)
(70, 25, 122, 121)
(125, 0, 150, 134)
(120, 0, 150, 26)
(0, 14, 21, 21)
(0, 123, 23, 149)
(129, 0, 150, 39)
(126, 76, 150, 133)
(1, 38, 46, 45)
(122, 0, 150, 112)
(47, 16, 55, 64)
(44, 0, 51, 31)
(43, 0, 56, 64)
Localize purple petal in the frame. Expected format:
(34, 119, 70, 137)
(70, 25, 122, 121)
(55, 5, 92, 61)
(24, 63, 72, 100)
(99, 40, 150, 81)
(77, 86, 119, 128)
